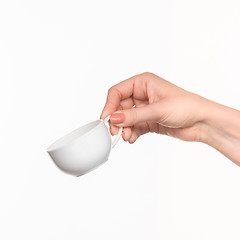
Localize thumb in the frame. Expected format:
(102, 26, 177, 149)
(110, 103, 160, 127)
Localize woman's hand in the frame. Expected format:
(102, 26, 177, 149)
(100, 72, 208, 143)
(100, 72, 240, 166)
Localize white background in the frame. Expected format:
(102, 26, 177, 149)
(0, 0, 240, 239)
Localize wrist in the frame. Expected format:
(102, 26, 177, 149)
(199, 100, 240, 165)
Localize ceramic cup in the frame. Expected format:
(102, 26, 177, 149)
(46, 115, 122, 177)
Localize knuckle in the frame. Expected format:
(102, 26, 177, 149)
(131, 107, 138, 124)
(139, 72, 154, 77)
(134, 72, 155, 85)
(108, 85, 122, 99)
(107, 86, 115, 94)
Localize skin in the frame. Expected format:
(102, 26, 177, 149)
(100, 72, 240, 166)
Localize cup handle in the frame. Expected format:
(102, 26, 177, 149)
(103, 115, 123, 148)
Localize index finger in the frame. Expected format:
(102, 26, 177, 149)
(100, 76, 135, 120)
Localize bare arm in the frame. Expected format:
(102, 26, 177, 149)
(200, 101, 240, 165)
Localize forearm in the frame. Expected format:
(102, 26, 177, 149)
(200, 100, 240, 166)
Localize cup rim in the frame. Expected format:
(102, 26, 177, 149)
(47, 119, 105, 152)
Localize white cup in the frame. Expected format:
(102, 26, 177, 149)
(46, 115, 122, 177)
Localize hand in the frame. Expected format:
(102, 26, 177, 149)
(100, 72, 240, 166)
(100, 72, 208, 144)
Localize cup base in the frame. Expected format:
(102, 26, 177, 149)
(75, 157, 109, 177)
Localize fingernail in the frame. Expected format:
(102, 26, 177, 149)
(110, 113, 125, 124)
